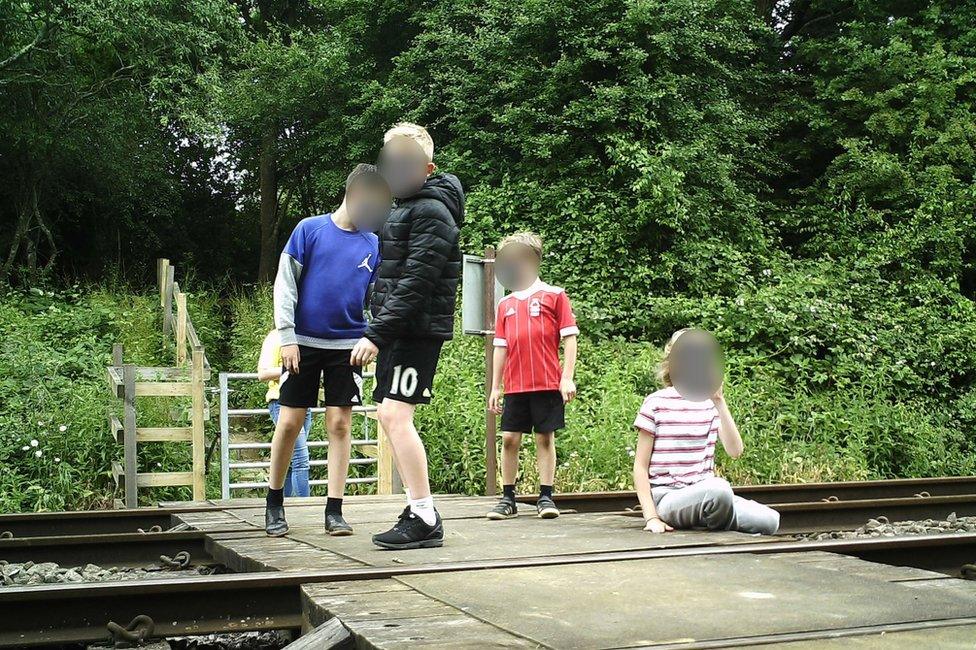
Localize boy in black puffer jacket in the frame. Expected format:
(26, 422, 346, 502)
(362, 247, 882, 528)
(350, 122, 464, 549)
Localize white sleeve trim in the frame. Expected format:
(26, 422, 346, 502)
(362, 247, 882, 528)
(560, 326, 580, 337)
(493, 338, 508, 347)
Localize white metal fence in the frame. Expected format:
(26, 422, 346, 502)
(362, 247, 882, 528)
(218, 371, 380, 498)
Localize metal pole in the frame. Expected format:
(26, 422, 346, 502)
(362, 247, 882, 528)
(219, 372, 230, 500)
(483, 245, 497, 496)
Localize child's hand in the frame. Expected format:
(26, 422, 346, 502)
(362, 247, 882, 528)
(559, 377, 577, 403)
(281, 345, 301, 374)
(643, 517, 673, 534)
(711, 382, 725, 403)
(350, 337, 379, 367)
(488, 388, 503, 414)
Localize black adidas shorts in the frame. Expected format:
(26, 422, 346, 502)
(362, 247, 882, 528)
(372, 338, 444, 405)
(500, 390, 565, 434)
(278, 346, 363, 408)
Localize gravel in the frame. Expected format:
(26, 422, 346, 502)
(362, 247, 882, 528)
(793, 512, 976, 541)
(169, 630, 293, 649)
(87, 631, 292, 650)
(0, 559, 222, 586)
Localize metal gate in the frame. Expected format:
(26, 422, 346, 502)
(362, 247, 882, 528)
(218, 371, 389, 499)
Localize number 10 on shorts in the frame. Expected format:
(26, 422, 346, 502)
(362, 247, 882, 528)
(390, 365, 419, 397)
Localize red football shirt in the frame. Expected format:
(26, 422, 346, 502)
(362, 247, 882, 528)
(493, 279, 579, 394)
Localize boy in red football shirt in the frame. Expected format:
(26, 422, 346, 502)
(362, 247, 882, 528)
(487, 232, 578, 519)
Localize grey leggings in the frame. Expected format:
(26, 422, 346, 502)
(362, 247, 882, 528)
(652, 477, 780, 535)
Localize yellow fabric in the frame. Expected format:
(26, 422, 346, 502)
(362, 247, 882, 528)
(258, 330, 282, 402)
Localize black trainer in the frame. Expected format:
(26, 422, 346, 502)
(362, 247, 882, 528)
(372, 506, 444, 550)
(486, 497, 518, 520)
(265, 504, 289, 536)
(325, 511, 353, 536)
(536, 495, 560, 519)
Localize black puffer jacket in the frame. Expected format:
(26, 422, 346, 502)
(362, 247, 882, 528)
(365, 173, 464, 346)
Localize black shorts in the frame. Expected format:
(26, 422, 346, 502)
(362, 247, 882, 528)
(278, 346, 362, 408)
(500, 390, 565, 434)
(372, 339, 444, 405)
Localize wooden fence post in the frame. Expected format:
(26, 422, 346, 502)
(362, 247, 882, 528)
(191, 347, 206, 501)
(483, 245, 498, 496)
(112, 343, 123, 367)
(162, 265, 175, 337)
(175, 292, 187, 367)
(157, 259, 169, 307)
(122, 363, 138, 508)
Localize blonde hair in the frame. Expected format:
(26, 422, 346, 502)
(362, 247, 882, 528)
(384, 122, 434, 162)
(498, 231, 543, 259)
(656, 328, 690, 386)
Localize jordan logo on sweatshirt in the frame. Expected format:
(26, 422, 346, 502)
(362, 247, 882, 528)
(358, 253, 374, 273)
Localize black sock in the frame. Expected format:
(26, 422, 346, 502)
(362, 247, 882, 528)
(267, 488, 284, 507)
(326, 497, 343, 515)
(540, 485, 553, 499)
(503, 484, 516, 501)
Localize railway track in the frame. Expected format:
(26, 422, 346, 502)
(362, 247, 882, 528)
(533, 475, 976, 512)
(2, 532, 975, 647)
(2, 476, 973, 537)
(4, 477, 976, 647)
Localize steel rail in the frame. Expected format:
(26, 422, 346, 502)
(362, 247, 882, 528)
(3, 476, 976, 538)
(530, 476, 976, 512)
(3, 532, 976, 646)
(606, 493, 976, 534)
(0, 530, 217, 566)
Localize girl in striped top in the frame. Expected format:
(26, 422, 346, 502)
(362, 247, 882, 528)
(632, 330, 779, 535)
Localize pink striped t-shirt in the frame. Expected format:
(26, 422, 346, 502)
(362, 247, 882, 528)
(633, 386, 719, 487)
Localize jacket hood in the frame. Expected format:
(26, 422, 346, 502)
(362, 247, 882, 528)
(411, 173, 465, 226)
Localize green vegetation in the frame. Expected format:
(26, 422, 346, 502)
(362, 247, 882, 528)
(3, 1, 976, 510)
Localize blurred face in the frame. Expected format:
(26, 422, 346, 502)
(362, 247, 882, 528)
(668, 329, 724, 401)
(378, 136, 433, 198)
(494, 243, 539, 292)
(346, 175, 392, 232)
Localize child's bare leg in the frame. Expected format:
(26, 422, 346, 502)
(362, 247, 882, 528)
(487, 432, 523, 519)
(377, 399, 430, 499)
(325, 407, 352, 499)
(501, 432, 523, 487)
(535, 432, 559, 518)
(534, 432, 556, 487)
(269, 406, 309, 489)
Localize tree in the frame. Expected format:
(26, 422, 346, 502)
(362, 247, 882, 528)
(0, 0, 241, 282)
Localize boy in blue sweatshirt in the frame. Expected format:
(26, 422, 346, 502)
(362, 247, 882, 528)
(265, 164, 390, 537)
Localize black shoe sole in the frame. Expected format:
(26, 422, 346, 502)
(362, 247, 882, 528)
(371, 536, 444, 550)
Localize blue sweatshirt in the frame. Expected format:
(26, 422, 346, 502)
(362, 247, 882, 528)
(273, 214, 380, 349)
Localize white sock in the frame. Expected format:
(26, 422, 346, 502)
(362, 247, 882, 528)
(408, 496, 436, 526)
(404, 487, 411, 502)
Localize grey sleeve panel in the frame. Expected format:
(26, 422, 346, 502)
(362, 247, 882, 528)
(274, 253, 303, 346)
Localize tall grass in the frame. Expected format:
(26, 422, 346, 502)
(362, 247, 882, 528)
(4, 284, 975, 513)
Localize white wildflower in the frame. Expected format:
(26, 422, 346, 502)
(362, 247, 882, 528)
(59, 425, 67, 432)
(54, 457, 61, 463)
(34, 450, 42, 458)
(30, 439, 38, 447)
(21, 445, 29, 451)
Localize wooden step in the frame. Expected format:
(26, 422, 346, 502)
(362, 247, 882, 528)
(136, 472, 193, 488)
(134, 381, 193, 397)
(135, 427, 193, 442)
